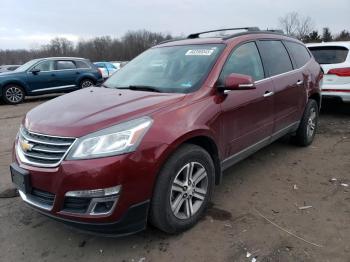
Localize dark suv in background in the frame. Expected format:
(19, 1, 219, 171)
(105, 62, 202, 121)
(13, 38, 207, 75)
(11, 27, 322, 235)
(0, 57, 103, 104)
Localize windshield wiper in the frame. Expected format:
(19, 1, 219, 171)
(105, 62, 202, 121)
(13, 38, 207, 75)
(117, 85, 161, 93)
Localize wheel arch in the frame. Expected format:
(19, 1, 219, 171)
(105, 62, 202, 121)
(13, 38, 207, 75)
(155, 131, 222, 186)
(78, 74, 97, 86)
(309, 92, 321, 111)
(3, 81, 28, 95)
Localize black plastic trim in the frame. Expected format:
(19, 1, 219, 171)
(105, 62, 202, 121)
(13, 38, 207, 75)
(32, 200, 150, 237)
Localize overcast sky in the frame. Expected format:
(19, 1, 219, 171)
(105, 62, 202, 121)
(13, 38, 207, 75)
(0, 0, 349, 49)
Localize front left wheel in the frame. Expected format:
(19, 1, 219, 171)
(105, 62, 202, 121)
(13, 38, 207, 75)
(2, 85, 25, 105)
(150, 144, 215, 234)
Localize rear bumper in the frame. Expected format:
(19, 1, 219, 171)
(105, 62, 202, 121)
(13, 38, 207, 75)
(322, 90, 350, 102)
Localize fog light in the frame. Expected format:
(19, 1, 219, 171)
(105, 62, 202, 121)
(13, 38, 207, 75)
(93, 201, 115, 213)
(65, 185, 121, 198)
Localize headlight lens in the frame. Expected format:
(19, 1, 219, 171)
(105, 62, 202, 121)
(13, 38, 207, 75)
(66, 117, 152, 160)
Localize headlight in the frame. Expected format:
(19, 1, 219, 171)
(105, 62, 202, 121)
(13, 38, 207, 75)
(66, 117, 152, 160)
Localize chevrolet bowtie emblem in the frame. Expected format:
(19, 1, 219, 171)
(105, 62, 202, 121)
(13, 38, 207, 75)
(21, 140, 34, 152)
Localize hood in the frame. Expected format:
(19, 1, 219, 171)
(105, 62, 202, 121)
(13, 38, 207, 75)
(25, 87, 185, 137)
(0, 71, 24, 78)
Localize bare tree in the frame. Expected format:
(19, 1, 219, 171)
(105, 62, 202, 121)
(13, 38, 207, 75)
(279, 11, 300, 36)
(279, 12, 314, 40)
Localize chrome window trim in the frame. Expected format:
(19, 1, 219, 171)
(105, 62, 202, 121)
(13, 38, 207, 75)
(27, 59, 92, 73)
(31, 85, 77, 93)
(254, 54, 312, 84)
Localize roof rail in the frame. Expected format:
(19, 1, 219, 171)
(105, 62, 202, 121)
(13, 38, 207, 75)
(187, 27, 260, 39)
(266, 29, 284, 34)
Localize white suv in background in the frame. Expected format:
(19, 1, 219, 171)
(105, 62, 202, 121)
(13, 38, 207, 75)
(307, 42, 350, 103)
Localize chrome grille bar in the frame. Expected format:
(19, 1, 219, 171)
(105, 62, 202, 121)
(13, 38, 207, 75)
(17, 127, 76, 168)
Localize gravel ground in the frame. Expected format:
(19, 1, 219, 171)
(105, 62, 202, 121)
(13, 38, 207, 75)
(0, 96, 349, 262)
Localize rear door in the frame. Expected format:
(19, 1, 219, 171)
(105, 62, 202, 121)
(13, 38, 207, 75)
(257, 40, 305, 133)
(219, 41, 275, 158)
(53, 60, 79, 88)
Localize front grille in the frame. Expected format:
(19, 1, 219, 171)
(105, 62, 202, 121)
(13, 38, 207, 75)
(17, 127, 76, 167)
(63, 197, 91, 213)
(31, 188, 55, 207)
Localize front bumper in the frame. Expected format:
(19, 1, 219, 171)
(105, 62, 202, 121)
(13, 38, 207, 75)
(11, 144, 163, 235)
(28, 197, 150, 236)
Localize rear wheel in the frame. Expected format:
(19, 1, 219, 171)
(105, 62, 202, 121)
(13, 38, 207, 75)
(2, 85, 25, 104)
(80, 79, 94, 89)
(293, 99, 319, 146)
(150, 144, 215, 234)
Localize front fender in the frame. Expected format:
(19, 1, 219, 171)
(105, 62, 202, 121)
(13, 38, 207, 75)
(0, 78, 29, 95)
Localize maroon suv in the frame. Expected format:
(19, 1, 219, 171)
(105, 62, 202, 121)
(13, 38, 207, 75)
(10, 27, 322, 235)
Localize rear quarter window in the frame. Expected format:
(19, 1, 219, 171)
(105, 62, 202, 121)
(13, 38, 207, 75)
(285, 41, 311, 68)
(75, 60, 91, 69)
(308, 46, 349, 64)
(56, 61, 76, 70)
(258, 40, 293, 76)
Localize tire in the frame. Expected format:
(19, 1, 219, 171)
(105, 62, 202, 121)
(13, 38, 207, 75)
(2, 84, 25, 105)
(79, 79, 94, 89)
(293, 99, 319, 146)
(150, 144, 215, 234)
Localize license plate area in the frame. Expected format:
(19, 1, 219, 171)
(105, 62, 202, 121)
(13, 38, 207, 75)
(10, 163, 31, 194)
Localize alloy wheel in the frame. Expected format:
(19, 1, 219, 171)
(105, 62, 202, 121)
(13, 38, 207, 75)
(81, 80, 93, 88)
(307, 107, 317, 139)
(170, 162, 208, 220)
(5, 86, 24, 103)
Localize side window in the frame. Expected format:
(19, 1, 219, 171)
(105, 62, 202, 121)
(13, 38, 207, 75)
(258, 40, 293, 76)
(32, 60, 54, 71)
(75, 60, 90, 69)
(220, 42, 264, 82)
(56, 61, 76, 70)
(285, 41, 311, 68)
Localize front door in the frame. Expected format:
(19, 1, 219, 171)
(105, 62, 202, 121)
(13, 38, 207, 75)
(26, 60, 58, 93)
(219, 41, 274, 162)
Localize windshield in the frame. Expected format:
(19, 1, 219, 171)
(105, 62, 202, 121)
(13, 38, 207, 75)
(15, 59, 40, 72)
(103, 44, 225, 93)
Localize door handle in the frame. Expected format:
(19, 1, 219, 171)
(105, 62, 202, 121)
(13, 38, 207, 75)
(51, 73, 56, 77)
(296, 80, 304, 86)
(76, 72, 80, 74)
(263, 91, 274, 97)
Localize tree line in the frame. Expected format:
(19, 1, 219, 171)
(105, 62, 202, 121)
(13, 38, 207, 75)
(278, 11, 350, 42)
(0, 30, 172, 65)
(1, 13, 349, 65)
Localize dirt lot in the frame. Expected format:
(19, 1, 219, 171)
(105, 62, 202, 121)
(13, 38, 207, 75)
(0, 96, 349, 262)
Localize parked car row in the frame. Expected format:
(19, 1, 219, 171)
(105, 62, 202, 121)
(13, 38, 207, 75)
(10, 27, 323, 235)
(94, 62, 119, 79)
(0, 57, 103, 104)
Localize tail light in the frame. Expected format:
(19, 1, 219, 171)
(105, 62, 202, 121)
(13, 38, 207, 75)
(97, 68, 103, 77)
(327, 68, 350, 77)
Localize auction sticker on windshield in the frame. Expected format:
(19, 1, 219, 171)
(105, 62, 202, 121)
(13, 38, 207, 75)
(185, 49, 214, 56)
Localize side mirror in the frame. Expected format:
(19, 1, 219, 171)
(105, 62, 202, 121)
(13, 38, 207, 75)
(223, 73, 255, 92)
(31, 68, 40, 74)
